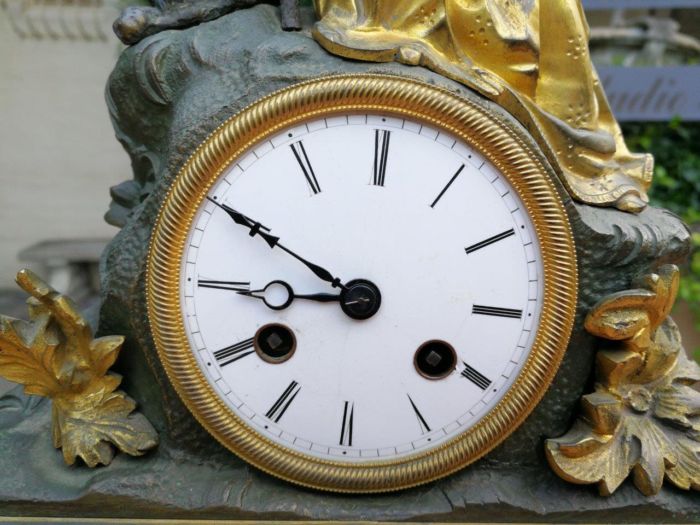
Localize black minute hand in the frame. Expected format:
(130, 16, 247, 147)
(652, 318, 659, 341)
(208, 197, 346, 290)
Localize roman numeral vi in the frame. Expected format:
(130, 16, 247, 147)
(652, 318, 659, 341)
(339, 401, 354, 446)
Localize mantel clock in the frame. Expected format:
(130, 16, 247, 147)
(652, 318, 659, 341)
(0, 1, 697, 519)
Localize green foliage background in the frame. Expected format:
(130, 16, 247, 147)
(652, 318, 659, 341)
(623, 120, 700, 361)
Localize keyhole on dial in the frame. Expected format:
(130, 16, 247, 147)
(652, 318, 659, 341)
(414, 340, 457, 380)
(255, 323, 296, 364)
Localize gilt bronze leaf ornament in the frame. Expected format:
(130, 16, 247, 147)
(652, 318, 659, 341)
(546, 265, 700, 496)
(312, 0, 653, 213)
(0, 270, 158, 467)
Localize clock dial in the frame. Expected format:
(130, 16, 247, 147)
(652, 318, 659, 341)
(181, 114, 543, 461)
(148, 75, 578, 491)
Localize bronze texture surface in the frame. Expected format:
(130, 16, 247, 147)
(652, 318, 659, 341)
(546, 265, 700, 496)
(113, 0, 301, 45)
(0, 270, 158, 467)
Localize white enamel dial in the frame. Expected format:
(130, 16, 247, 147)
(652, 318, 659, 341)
(181, 114, 544, 462)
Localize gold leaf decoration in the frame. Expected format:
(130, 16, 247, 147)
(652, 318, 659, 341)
(0, 269, 158, 467)
(546, 265, 700, 496)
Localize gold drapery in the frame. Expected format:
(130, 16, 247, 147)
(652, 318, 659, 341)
(313, 0, 653, 212)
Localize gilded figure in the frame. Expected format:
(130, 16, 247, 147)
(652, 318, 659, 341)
(313, 0, 653, 212)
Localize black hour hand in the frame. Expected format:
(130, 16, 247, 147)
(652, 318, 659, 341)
(237, 280, 340, 310)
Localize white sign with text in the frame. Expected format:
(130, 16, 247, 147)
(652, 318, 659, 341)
(598, 66, 700, 121)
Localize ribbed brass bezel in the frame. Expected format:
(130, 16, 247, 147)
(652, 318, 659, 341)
(147, 74, 578, 493)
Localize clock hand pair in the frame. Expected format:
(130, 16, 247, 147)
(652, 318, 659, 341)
(206, 198, 380, 320)
(207, 197, 346, 290)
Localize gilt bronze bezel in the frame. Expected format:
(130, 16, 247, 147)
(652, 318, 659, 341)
(147, 74, 578, 493)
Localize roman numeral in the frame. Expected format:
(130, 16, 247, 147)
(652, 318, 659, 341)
(265, 381, 301, 423)
(372, 130, 391, 186)
(198, 279, 250, 292)
(290, 141, 321, 194)
(339, 401, 354, 446)
(407, 395, 431, 434)
(472, 305, 523, 319)
(431, 164, 465, 208)
(461, 362, 492, 390)
(465, 229, 516, 254)
(213, 338, 255, 367)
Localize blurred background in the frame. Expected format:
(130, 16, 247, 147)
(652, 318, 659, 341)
(0, 1, 698, 397)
